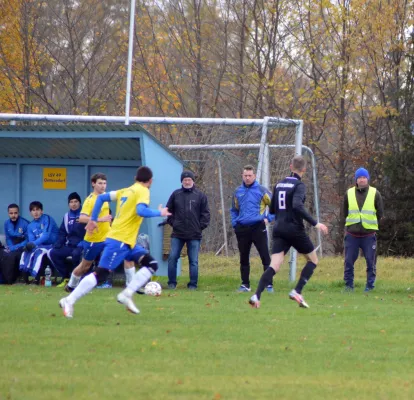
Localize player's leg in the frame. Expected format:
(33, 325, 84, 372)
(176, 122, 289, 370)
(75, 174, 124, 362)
(252, 221, 272, 292)
(123, 260, 135, 286)
(65, 241, 103, 292)
(235, 226, 253, 291)
(289, 232, 318, 308)
(249, 252, 285, 308)
(360, 234, 377, 291)
(117, 248, 158, 313)
(59, 239, 127, 318)
(167, 237, 185, 289)
(249, 234, 289, 308)
(186, 239, 201, 289)
(343, 233, 360, 290)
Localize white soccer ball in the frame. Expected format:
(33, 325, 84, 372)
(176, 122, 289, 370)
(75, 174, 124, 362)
(144, 281, 162, 296)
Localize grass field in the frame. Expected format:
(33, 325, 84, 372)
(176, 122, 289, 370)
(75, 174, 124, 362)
(1, 255, 414, 400)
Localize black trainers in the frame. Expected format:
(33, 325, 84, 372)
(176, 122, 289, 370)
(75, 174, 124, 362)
(168, 284, 176, 290)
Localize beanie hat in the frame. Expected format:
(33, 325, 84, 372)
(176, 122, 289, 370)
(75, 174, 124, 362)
(181, 170, 195, 182)
(68, 192, 81, 204)
(355, 168, 370, 181)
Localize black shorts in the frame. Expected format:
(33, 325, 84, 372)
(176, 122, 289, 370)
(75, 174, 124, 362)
(272, 229, 314, 255)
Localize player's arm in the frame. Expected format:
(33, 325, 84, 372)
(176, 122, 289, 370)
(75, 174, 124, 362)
(79, 212, 112, 224)
(262, 190, 275, 223)
(293, 184, 328, 234)
(54, 218, 67, 248)
(4, 221, 14, 248)
(136, 203, 170, 218)
(86, 192, 117, 233)
(11, 221, 29, 251)
(230, 192, 239, 227)
(292, 184, 318, 226)
(269, 186, 278, 216)
(90, 192, 117, 221)
(32, 215, 53, 246)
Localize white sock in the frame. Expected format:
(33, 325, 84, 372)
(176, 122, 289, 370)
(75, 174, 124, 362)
(123, 267, 152, 297)
(66, 273, 97, 305)
(68, 273, 81, 289)
(124, 266, 136, 285)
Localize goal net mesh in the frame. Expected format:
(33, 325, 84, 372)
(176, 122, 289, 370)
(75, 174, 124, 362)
(142, 122, 318, 260)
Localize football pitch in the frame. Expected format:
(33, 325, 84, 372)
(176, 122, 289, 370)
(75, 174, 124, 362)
(1, 256, 413, 400)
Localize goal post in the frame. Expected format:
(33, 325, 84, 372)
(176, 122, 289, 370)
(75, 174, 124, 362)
(0, 113, 320, 281)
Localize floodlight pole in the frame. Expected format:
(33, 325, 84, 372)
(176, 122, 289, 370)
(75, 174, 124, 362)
(125, 0, 137, 126)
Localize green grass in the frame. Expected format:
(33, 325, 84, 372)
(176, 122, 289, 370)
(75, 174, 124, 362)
(1, 255, 414, 400)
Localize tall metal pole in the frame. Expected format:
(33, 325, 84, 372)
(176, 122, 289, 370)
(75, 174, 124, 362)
(289, 121, 304, 282)
(125, 0, 137, 126)
(217, 158, 229, 257)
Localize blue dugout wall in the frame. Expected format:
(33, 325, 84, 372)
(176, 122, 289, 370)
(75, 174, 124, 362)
(0, 125, 184, 276)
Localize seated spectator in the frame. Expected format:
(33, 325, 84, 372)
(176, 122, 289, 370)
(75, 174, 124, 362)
(19, 201, 59, 282)
(0, 204, 29, 284)
(49, 192, 85, 287)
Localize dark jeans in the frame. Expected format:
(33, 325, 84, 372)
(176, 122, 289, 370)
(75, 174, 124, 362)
(49, 246, 83, 279)
(344, 233, 377, 289)
(235, 221, 271, 287)
(168, 238, 201, 288)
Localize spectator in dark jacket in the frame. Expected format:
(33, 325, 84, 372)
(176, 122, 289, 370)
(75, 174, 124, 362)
(49, 192, 85, 285)
(166, 171, 210, 290)
(0, 204, 29, 284)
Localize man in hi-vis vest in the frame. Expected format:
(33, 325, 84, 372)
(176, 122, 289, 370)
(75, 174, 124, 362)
(343, 168, 384, 292)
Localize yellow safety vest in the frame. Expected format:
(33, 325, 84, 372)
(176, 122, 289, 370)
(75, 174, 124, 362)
(345, 187, 378, 230)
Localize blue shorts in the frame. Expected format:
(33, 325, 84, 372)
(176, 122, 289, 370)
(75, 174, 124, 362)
(99, 238, 148, 270)
(81, 240, 106, 262)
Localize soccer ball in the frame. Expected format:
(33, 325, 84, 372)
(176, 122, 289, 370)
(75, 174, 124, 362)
(144, 281, 162, 296)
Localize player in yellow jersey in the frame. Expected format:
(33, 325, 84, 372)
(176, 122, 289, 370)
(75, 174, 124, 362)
(59, 166, 171, 318)
(64, 173, 112, 292)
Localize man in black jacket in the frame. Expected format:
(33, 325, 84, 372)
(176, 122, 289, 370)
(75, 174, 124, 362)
(166, 171, 210, 290)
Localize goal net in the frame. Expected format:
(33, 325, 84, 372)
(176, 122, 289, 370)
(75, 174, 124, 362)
(140, 119, 320, 270)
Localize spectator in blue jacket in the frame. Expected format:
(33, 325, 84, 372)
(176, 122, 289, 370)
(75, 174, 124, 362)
(4, 204, 29, 251)
(26, 201, 59, 247)
(19, 201, 59, 282)
(49, 193, 85, 285)
(230, 165, 274, 292)
(0, 204, 29, 284)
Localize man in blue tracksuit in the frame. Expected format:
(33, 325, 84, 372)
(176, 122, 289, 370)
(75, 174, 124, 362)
(49, 193, 85, 283)
(0, 204, 29, 284)
(230, 165, 274, 292)
(343, 168, 384, 292)
(20, 201, 59, 281)
(26, 201, 59, 247)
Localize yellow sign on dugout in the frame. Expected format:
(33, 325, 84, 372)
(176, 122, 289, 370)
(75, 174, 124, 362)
(43, 168, 67, 189)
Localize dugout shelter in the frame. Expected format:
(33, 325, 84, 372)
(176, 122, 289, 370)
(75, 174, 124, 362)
(0, 124, 185, 276)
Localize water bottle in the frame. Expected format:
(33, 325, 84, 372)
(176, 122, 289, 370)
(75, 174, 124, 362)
(44, 265, 52, 287)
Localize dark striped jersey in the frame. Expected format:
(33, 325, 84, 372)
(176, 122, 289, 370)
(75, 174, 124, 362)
(269, 173, 317, 232)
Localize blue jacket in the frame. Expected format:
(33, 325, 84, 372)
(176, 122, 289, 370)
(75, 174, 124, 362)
(55, 208, 85, 248)
(230, 181, 274, 227)
(27, 214, 59, 247)
(4, 217, 30, 251)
